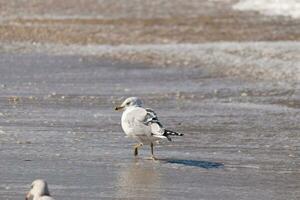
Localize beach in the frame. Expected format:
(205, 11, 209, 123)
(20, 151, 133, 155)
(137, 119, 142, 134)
(0, 1, 299, 199)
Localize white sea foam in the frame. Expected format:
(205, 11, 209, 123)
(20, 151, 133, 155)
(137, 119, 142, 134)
(233, 0, 300, 19)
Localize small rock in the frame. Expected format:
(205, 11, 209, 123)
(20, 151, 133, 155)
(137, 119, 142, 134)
(16, 140, 31, 144)
(8, 96, 20, 103)
(241, 92, 248, 97)
(166, 60, 172, 64)
(183, 61, 189, 66)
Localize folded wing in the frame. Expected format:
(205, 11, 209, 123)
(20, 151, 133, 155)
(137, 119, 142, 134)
(127, 107, 183, 141)
(144, 108, 170, 140)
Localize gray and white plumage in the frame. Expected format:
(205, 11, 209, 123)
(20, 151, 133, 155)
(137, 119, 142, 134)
(26, 179, 55, 200)
(115, 97, 183, 157)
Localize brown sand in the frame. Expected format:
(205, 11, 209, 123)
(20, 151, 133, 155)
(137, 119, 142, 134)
(0, 0, 299, 45)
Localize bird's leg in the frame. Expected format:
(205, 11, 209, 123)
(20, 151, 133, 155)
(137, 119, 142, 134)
(134, 143, 142, 156)
(150, 142, 157, 160)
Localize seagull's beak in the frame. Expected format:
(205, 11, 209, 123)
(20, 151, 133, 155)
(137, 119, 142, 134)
(115, 105, 124, 111)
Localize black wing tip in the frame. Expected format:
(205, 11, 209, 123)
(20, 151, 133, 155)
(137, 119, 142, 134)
(164, 129, 184, 136)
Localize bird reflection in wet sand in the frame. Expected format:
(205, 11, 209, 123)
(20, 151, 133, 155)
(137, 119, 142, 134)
(116, 160, 161, 200)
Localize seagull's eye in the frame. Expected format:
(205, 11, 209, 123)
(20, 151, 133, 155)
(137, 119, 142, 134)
(126, 102, 130, 105)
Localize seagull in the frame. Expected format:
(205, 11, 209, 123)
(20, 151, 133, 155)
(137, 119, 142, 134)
(115, 97, 183, 160)
(25, 179, 55, 200)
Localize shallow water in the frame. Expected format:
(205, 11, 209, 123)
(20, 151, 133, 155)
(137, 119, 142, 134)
(0, 54, 299, 200)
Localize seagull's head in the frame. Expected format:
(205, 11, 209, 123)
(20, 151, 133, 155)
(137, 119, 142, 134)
(115, 97, 143, 111)
(26, 179, 50, 200)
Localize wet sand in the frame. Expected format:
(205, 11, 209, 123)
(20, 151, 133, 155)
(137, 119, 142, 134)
(0, 54, 299, 200)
